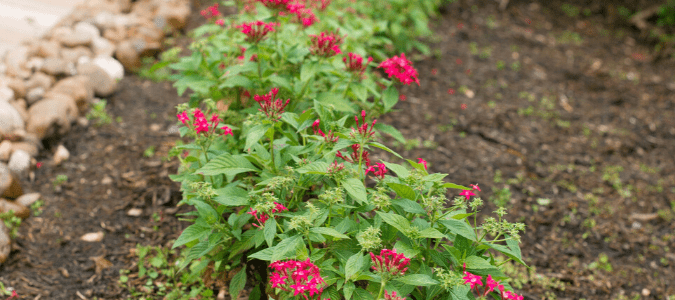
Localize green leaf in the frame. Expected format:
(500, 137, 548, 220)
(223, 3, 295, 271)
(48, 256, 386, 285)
(213, 185, 249, 206)
(376, 211, 412, 233)
(271, 235, 303, 262)
(310, 227, 350, 239)
(387, 182, 417, 200)
(394, 274, 439, 286)
(219, 75, 252, 89)
(342, 178, 367, 204)
(245, 124, 271, 150)
(440, 219, 477, 241)
(382, 85, 399, 111)
(173, 75, 215, 96)
(173, 224, 209, 249)
(418, 227, 446, 239)
(368, 141, 403, 159)
(351, 84, 367, 102)
(264, 218, 276, 247)
(485, 242, 527, 266)
(316, 92, 357, 113)
(297, 161, 330, 174)
(391, 198, 426, 215)
(301, 61, 317, 83)
(194, 201, 218, 225)
(229, 267, 246, 299)
(449, 284, 472, 300)
(343, 280, 355, 300)
(424, 173, 448, 182)
(281, 112, 299, 129)
(268, 74, 292, 92)
(374, 123, 406, 143)
(344, 252, 363, 281)
(197, 153, 259, 181)
(465, 255, 500, 272)
(382, 162, 409, 178)
(441, 182, 471, 190)
(394, 239, 420, 259)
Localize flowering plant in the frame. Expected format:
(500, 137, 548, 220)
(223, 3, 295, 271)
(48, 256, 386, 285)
(166, 0, 527, 299)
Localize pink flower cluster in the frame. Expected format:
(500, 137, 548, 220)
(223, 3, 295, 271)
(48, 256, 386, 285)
(336, 144, 370, 168)
(366, 162, 387, 180)
(327, 161, 345, 174)
(285, 2, 318, 27)
(259, 0, 292, 10)
(384, 290, 406, 300)
(309, 31, 343, 57)
(417, 158, 428, 170)
(248, 202, 287, 228)
(343, 52, 372, 77)
(311, 119, 338, 143)
(237, 47, 258, 62)
(459, 183, 481, 201)
(369, 249, 410, 277)
(463, 272, 523, 300)
(269, 259, 327, 298)
(236, 21, 278, 43)
(253, 88, 290, 121)
(200, 3, 221, 19)
(351, 110, 376, 139)
(378, 53, 420, 86)
(177, 109, 233, 137)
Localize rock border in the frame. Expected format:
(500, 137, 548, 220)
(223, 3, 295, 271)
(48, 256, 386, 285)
(0, 0, 191, 264)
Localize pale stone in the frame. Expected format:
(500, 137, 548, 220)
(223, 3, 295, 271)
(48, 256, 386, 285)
(74, 22, 101, 40)
(26, 87, 45, 105)
(60, 47, 93, 64)
(76, 63, 117, 97)
(92, 37, 116, 57)
(25, 57, 45, 71)
(9, 99, 29, 122)
(80, 231, 104, 242)
(93, 56, 124, 81)
(5, 46, 31, 79)
(127, 208, 142, 216)
(0, 198, 29, 218)
(25, 72, 55, 90)
(37, 40, 61, 58)
(0, 86, 13, 103)
(45, 76, 93, 112)
(0, 221, 10, 264)
(0, 101, 24, 136)
(8, 150, 31, 178)
(53, 144, 70, 166)
(0, 141, 11, 161)
(156, 2, 190, 30)
(40, 58, 70, 76)
(10, 142, 39, 157)
(14, 193, 41, 208)
(6, 78, 26, 99)
(26, 95, 78, 139)
(115, 40, 141, 71)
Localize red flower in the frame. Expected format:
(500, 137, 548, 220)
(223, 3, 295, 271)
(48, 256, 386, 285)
(36, 162, 43, 169)
(366, 162, 387, 179)
(269, 259, 326, 298)
(378, 53, 420, 86)
(399, 94, 406, 101)
(200, 3, 221, 19)
(470, 183, 481, 191)
(461, 103, 467, 110)
(253, 88, 290, 121)
(448, 88, 455, 95)
(384, 290, 406, 300)
(417, 158, 427, 170)
(456, 58, 463, 65)
(431, 68, 438, 75)
(215, 19, 225, 26)
(459, 189, 475, 200)
(236, 21, 278, 43)
(343, 52, 372, 77)
(309, 31, 344, 57)
(370, 249, 410, 277)
(462, 271, 483, 289)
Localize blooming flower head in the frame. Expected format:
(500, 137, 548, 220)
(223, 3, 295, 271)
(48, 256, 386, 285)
(343, 52, 372, 77)
(370, 249, 410, 278)
(221, 125, 233, 136)
(470, 183, 481, 191)
(485, 274, 499, 294)
(378, 53, 420, 86)
(336, 143, 371, 167)
(36, 162, 43, 168)
(259, 0, 292, 10)
(253, 88, 290, 121)
(313, 119, 338, 144)
(417, 158, 428, 170)
(215, 19, 225, 26)
(459, 189, 476, 201)
(177, 111, 189, 125)
(248, 202, 287, 228)
(286, 2, 318, 27)
(309, 30, 344, 57)
(200, 3, 221, 19)
(366, 162, 387, 179)
(462, 271, 483, 289)
(237, 21, 278, 43)
(384, 290, 406, 300)
(268, 259, 326, 298)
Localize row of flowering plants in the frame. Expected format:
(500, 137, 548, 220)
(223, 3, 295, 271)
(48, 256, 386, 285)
(167, 0, 527, 299)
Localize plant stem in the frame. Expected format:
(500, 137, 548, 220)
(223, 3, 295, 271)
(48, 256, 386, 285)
(270, 126, 276, 172)
(377, 280, 387, 300)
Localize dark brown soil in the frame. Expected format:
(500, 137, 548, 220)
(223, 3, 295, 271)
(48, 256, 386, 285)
(2, 0, 674, 299)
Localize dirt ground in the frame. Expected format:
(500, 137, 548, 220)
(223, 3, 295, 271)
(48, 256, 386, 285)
(1, 0, 674, 299)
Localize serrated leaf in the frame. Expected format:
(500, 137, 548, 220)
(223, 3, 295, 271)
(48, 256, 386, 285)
(485, 242, 527, 266)
(271, 235, 303, 262)
(342, 178, 367, 204)
(382, 162, 409, 178)
(343, 280, 355, 300)
(310, 227, 349, 239)
(440, 219, 477, 241)
(197, 153, 259, 181)
(351, 84, 367, 102)
(374, 123, 406, 143)
(172, 224, 210, 249)
(391, 198, 426, 215)
(316, 92, 356, 113)
(449, 284, 472, 300)
(194, 201, 218, 225)
(387, 182, 417, 200)
(382, 85, 399, 111)
(418, 227, 446, 239)
(219, 75, 252, 89)
(394, 239, 420, 259)
(264, 218, 276, 247)
(394, 274, 439, 286)
(229, 267, 246, 299)
(297, 161, 330, 174)
(245, 124, 271, 150)
(213, 185, 249, 206)
(344, 252, 363, 281)
(376, 211, 412, 233)
(441, 182, 471, 190)
(368, 141, 403, 159)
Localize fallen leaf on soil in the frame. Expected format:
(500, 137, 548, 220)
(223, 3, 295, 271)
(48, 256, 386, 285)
(629, 213, 659, 221)
(80, 231, 104, 242)
(90, 255, 113, 274)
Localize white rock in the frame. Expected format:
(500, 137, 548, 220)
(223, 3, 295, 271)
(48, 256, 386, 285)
(15, 192, 41, 207)
(0, 141, 11, 161)
(53, 144, 70, 165)
(0, 221, 10, 264)
(74, 22, 101, 40)
(8, 150, 31, 177)
(0, 86, 14, 103)
(92, 37, 116, 57)
(80, 231, 104, 242)
(93, 56, 124, 81)
(0, 101, 24, 136)
(127, 208, 142, 216)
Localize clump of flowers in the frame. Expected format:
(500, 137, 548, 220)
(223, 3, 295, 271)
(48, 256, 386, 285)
(253, 88, 290, 121)
(366, 162, 387, 179)
(417, 158, 428, 170)
(336, 143, 371, 167)
(370, 248, 410, 279)
(269, 259, 326, 299)
(200, 3, 221, 19)
(350, 110, 376, 140)
(463, 271, 523, 300)
(259, 0, 292, 10)
(309, 31, 344, 57)
(237, 21, 279, 43)
(176, 109, 233, 137)
(311, 119, 338, 144)
(459, 183, 481, 201)
(378, 53, 420, 86)
(248, 201, 287, 228)
(384, 290, 406, 300)
(343, 52, 372, 77)
(285, 2, 318, 27)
